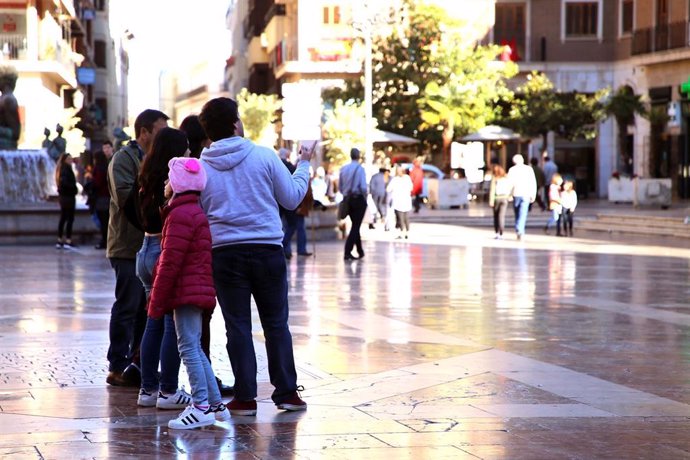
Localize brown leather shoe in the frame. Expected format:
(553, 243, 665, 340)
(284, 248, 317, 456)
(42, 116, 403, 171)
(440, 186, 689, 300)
(106, 371, 129, 386)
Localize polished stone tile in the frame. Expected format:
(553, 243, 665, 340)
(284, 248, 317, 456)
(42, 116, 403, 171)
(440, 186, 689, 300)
(2, 223, 690, 458)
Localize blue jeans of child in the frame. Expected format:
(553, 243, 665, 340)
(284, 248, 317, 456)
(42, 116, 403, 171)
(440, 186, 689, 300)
(174, 305, 221, 406)
(136, 235, 180, 393)
(212, 244, 299, 405)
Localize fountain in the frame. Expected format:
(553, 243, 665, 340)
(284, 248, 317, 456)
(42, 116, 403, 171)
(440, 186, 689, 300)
(0, 65, 55, 204)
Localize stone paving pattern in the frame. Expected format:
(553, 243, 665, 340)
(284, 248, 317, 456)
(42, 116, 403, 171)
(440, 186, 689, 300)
(1, 222, 690, 459)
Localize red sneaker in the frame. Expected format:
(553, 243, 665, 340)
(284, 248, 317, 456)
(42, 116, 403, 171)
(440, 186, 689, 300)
(227, 398, 257, 416)
(276, 387, 307, 412)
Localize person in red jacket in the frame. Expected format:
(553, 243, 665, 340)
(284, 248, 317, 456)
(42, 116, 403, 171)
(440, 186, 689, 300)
(409, 157, 424, 213)
(148, 157, 230, 430)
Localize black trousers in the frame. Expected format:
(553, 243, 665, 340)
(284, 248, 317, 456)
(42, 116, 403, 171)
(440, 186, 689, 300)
(493, 199, 508, 235)
(344, 195, 367, 256)
(58, 196, 76, 240)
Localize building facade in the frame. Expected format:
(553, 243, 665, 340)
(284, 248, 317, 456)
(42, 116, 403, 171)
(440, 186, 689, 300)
(485, 0, 690, 198)
(228, 0, 690, 198)
(0, 0, 126, 152)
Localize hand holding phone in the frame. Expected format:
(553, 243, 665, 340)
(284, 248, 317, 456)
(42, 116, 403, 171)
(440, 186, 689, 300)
(299, 141, 317, 162)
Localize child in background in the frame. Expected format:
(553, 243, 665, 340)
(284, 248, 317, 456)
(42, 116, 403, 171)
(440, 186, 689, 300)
(544, 173, 564, 236)
(148, 157, 230, 430)
(560, 180, 578, 237)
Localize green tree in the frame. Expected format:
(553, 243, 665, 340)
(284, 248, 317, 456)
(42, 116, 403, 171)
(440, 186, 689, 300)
(236, 88, 282, 147)
(418, 44, 518, 168)
(322, 99, 377, 167)
(604, 86, 647, 173)
(505, 71, 606, 146)
(323, 1, 446, 153)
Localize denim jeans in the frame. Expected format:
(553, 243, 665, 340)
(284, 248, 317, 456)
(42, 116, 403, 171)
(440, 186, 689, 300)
(513, 197, 530, 236)
(546, 208, 562, 233)
(136, 235, 180, 393)
(212, 244, 298, 404)
(282, 212, 307, 255)
(174, 305, 221, 406)
(108, 258, 147, 372)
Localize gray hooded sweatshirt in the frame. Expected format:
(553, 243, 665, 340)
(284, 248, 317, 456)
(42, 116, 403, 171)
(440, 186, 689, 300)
(200, 137, 310, 248)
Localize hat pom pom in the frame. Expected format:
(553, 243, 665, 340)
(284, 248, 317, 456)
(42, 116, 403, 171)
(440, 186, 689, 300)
(184, 158, 201, 173)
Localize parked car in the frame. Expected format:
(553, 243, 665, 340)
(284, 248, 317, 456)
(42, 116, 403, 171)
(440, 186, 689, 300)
(396, 163, 444, 199)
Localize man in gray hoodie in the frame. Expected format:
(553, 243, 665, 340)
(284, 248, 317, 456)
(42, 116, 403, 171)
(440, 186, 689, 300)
(198, 97, 312, 415)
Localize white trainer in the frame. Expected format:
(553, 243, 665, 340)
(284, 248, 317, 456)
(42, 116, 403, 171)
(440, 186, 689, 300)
(157, 388, 192, 410)
(168, 405, 215, 430)
(137, 388, 157, 407)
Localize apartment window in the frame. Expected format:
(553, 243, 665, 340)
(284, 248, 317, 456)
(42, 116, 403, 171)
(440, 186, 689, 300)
(95, 98, 108, 123)
(322, 5, 341, 24)
(94, 40, 106, 68)
(95, 0, 106, 11)
(656, 0, 668, 24)
(494, 2, 526, 61)
(621, 0, 633, 35)
(565, 1, 598, 37)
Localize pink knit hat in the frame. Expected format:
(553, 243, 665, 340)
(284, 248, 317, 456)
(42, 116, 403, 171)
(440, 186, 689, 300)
(168, 157, 207, 194)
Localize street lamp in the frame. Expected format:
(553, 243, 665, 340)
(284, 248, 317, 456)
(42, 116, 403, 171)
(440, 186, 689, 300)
(351, 1, 399, 166)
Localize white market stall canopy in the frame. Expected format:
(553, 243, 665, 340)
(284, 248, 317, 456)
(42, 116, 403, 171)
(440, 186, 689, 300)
(461, 125, 520, 142)
(372, 129, 420, 144)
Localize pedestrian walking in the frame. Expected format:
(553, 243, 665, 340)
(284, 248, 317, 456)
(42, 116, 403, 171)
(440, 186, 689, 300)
(55, 153, 78, 249)
(561, 180, 578, 236)
(489, 164, 511, 239)
(542, 155, 559, 208)
(508, 154, 537, 241)
(409, 157, 424, 213)
(530, 157, 546, 211)
(89, 150, 110, 249)
(105, 109, 169, 387)
(544, 174, 564, 235)
(339, 148, 367, 260)
(369, 167, 390, 228)
(387, 166, 413, 239)
(198, 97, 311, 415)
(282, 153, 314, 258)
(135, 127, 192, 410)
(148, 157, 230, 430)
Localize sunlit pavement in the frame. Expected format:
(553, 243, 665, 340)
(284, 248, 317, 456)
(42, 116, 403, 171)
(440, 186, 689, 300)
(1, 224, 690, 459)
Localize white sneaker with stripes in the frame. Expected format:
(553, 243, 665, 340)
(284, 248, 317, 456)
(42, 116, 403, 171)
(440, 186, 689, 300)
(168, 405, 215, 430)
(157, 388, 192, 410)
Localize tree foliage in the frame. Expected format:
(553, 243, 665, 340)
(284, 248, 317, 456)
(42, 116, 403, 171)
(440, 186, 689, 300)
(236, 88, 282, 147)
(323, 1, 446, 152)
(603, 86, 647, 174)
(502, 71, 607, 144)
(322, 99, 377, 167)
(418, 44, 518, 166)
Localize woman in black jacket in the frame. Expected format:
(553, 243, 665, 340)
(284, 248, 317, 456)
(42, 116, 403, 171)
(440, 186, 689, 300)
(55, 153, 78, 249)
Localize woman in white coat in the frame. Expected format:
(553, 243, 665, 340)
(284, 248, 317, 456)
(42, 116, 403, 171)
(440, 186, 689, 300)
(387, 166, 413, 239)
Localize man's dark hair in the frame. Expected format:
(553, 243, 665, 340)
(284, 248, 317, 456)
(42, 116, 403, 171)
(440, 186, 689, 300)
(544, 156, 551, 161)
(199, 97, 239, 141)
(350, 148, 361, 160)
(134, 109, 169, 139)
(102, 140, 113, 147)
(179, 114, 208, 158)
(530, 157, 538, 166)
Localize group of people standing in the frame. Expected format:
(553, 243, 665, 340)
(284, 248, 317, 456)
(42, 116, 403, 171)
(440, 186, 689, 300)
(103, 99, 310, 430)
(489, 154, 577, 240)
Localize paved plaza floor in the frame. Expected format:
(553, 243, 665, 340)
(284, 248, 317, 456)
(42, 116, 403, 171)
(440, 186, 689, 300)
(1, 223, 690, 459)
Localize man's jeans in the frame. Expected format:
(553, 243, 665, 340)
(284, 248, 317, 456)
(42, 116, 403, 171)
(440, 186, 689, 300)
(136, 235, 180, 393)
(108, 258, 147, 372)
(513, 197, 530, 236)
(282, 211, 307, 255)
(174, 305, 221, 406)
(212, 244, 298, 404)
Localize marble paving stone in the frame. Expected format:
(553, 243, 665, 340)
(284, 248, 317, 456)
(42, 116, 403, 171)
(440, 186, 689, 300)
(2, 224, 690, 458)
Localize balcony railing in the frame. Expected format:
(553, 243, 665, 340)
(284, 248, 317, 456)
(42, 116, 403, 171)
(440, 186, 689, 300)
(632, 21, 689, 55)
(0, 34, 27, 60)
